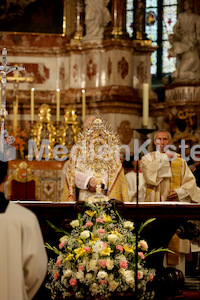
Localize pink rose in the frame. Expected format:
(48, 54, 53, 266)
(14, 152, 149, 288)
(137, 271, 143, 280)
(78, 266, 84, 271)
(138, 252, 145, 259)
(59, 241, 65, 249)
(56, 258, 62, 266)
(103, 242, 108, 247)
(96, 218, 104, 224)
(100, 259, 107, 267)
(149, 274, 154, 282)
(116, 245, 123, 253)
(100, 280, 107, 285)
(69, 278, 77, 287)
(85, 222, 93, 227)
(84, 246, 91, 253)
(120, 261, 127, 269)
(98, 229, 105, 234)
(54, 272, 60, 280)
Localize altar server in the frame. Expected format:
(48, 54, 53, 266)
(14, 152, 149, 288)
(0, 160, 48, 300)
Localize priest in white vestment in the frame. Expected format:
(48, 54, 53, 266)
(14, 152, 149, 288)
(140, 130, 199, 275)
(0, 160, 48, 300)
(61, 116, 129, 202)
(141, 130, 198, 203)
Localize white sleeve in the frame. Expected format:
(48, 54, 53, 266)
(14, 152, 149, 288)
(23, 214, 48, 300)
(174, 187, 190, 202)
(75, 169, 92, 190)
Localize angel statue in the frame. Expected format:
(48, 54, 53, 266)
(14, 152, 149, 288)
(61, 116, 128, 203)
(168, 1, 200, 81)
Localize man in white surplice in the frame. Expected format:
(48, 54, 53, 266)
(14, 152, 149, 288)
(0, 160, 47, 300)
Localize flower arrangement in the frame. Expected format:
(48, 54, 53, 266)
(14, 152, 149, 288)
(46, 202, 171, 299)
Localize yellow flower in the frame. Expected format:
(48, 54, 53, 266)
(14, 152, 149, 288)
(74, 246, 86, 259)
(103, 213, 112, 222)
(65, 253, 74, 261)
(124, 245, 134, 254)
(89, 232, 99, 245)
(77, 238, 84, 245)
(101, 247, 113, 256)
(85, 210, 96, 217)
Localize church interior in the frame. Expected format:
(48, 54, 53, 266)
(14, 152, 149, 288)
(1, 0, 200, 299)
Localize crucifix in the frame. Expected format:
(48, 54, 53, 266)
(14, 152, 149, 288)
(0, 48, 25, 153)
(2, 65, 34, 132)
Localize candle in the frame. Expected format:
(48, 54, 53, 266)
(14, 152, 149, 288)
(142, 83, 149, 127)
(13, 95, 18, 133)
(56, 88, 60, 122)
(31, 88, 34, 122)
(82, 89, 86, 123)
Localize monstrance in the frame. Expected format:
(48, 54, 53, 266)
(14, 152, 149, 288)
(74, 117, 121, 203)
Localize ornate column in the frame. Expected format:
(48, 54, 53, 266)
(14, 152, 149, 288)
(105, 0, 129, 39)
(70, 0, 84, 44)
(134, 0, 147, 40)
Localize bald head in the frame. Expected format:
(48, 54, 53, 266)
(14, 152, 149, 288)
(84, 115, 96, 129)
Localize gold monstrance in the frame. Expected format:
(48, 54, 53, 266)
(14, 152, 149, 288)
(74, 117, 121, 203)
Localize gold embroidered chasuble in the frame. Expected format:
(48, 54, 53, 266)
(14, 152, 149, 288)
(61, 155, 128, 202)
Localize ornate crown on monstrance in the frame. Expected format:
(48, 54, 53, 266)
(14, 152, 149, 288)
(73, 116, 121, 202)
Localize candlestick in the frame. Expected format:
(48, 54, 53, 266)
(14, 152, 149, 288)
(142, 83, 149, 127)
(82, 89, 86, 123)
(56, 88, 60, 122)
(31, 88, 34, 122)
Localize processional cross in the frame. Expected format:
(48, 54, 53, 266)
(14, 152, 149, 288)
(0, 48, 25, 152)
(2, 65, 34, 132)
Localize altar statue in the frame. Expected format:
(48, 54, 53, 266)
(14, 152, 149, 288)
(83, 0, 111, 41)
(168, 1, 200, 81)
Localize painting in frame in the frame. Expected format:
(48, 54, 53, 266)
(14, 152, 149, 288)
(0, 0, 66, 35)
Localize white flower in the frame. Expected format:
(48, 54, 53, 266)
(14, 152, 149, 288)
(97, 270, 108, 280)
(85, 273, 93, 281)
(109, 280, 119, 292)
(80, 230, 90, 240)
(70, 220, 80, 228)
(76, 271, 84, 282)
(88, 259, 98, 272)
(125, 275, 135, 287)
(63, 269, 72, 277)
(107, 234, 118, 243)
(59, 235, 69, 243)
(123, 221, 134, 230)
(106, 259, 114, 270)
(139, 240, 148, 251)
(92, 240, 104, 253)
(124, 270, 134, 278)
(89, 283, 99, 294)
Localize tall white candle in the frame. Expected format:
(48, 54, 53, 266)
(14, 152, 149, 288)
(31, 88, 34, 122)
(56, 89, 60, 122)
(82, 89, 86, 123)
(142, 83, 149, 127)
(13, 95, 18, 133)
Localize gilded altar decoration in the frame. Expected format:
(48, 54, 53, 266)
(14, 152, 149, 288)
(45, 202, 168, 299)
(73, 117, 122, 202)
(7, 125, 30, 158)
(30, 104, 81, 160)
